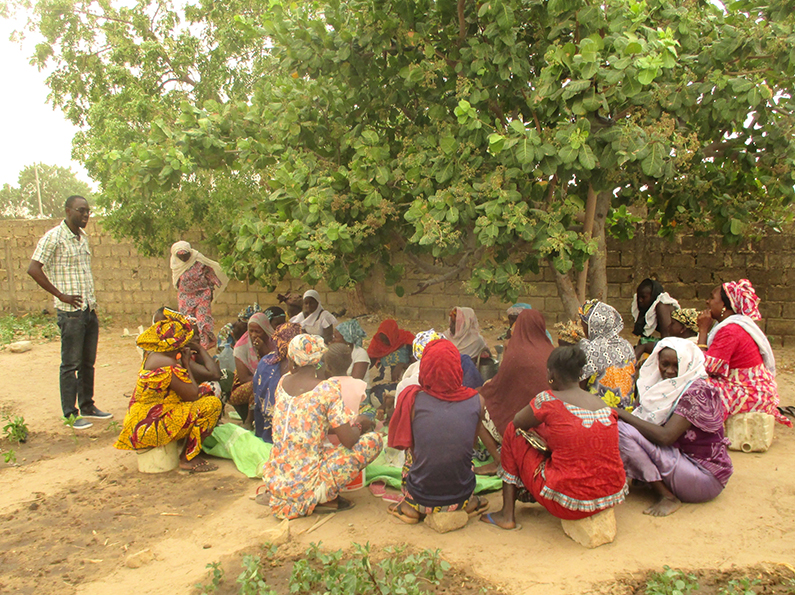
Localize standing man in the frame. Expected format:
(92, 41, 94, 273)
(27, 195, 112, 429)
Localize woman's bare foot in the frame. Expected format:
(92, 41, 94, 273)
(475, 461, 499, 476)
(479, 510, 517, 530)
(644, 495, 682, 517)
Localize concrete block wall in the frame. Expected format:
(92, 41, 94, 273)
(0, 218, 793, 345)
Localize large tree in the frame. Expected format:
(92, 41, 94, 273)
(12, 0, 795, 316)
(0, 163, 94, 218)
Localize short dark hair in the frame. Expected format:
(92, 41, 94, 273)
(323, 343, 352, 377)
(547, 345, 588, 384)
(65, 195, 87, 209)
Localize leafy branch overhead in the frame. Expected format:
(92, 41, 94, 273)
(16, 0, 795, 302)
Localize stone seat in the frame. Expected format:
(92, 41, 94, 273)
(725, 412, 775, 453)
(560, 507, 616, 548)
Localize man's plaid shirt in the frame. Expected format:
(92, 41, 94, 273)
(31, 221, 97, 312)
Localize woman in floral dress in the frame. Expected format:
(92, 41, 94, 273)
(170, 241, 229, 349)
(261, 335, 384, 519)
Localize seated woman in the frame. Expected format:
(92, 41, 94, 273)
(230, 313, 275, 425)
(669, 308, 699, 342)
(289, 289, 337, 343)
(579, 300, 637, 409)
(617, 337, 733, 516)
(387, 338, 490, 523)
(252, 322, 302, 442)
(115, 312, 222, 473)
(631, 278, 680, 359)
(446, 307, 491, 362)
(261, 335, 383, 519)
(320, 344, 369, 442)
(216, 304, 261, 352)
(367, 319, 415, 418)
(332, 319, 371, 384)
(263, 306, 287, 330)
(480, 346, 627, 529)
(502, 303, 554, 342)
(696, 279, 790, 427)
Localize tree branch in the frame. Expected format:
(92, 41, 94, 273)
(458, 0, 467, 41)
(410, 249, 480, 295)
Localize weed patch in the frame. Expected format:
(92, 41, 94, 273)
(0, 313, 58, 345)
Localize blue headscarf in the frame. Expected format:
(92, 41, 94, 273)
(337, 319, 367, 348)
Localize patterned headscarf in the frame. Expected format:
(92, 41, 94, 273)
(337, 319, 367, 348)
(264, 306, 285, 322)
(263, 322, 303, 365)
(412, 329, 443, 361)
(723, 279, 762, 320)
(578, 300, 635, 381)
(555, 320, 586, 345)
(671, 308, 699, 334)
(238, 303, 262, 320)
(137, 311, 194, 353)
(288, 334, 327, 367)
(506, 303, 533, 317)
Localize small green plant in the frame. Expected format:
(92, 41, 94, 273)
(195, 561, 224, 594)
(3, 415, 29, 444)
(2, 448, 17, 464)
(62, 414, 80, 444)
(645, 566, 700, 595)
(106, 420, 121, 433)
(719, 577, 761, 595)
(237, 553, 276, 595)
(0, 313, 59, 345)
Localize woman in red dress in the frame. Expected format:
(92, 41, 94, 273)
(481, 345, 627, 529)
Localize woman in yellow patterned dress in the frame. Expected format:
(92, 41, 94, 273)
(115, 312, 222, 473)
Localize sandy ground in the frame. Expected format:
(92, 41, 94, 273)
(1, 321, 794, 595)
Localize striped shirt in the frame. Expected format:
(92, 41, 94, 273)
(31, 221, 96, 312)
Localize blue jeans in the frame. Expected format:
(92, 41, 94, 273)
(57, 309, 99, 418)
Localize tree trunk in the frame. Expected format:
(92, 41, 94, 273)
(345, 284, 369, 317)
(550, 260, 581, 321)
(577, 183, 598, 304)
(586, 190, 612, 301)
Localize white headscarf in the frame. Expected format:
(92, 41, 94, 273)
(289, 289, 337, 335)
(445, 307, 488, 360)
(632, 337, 707, 425)
(631, 292, 680, 337)
(170, 241, 229, 303)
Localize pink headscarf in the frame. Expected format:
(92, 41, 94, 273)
(723, 279, 761, 320)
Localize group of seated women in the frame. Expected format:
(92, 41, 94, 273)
(114, 277, 786, 528)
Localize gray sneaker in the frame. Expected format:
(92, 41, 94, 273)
(73, 418, 93, 430)
(80, 407, 113, 420)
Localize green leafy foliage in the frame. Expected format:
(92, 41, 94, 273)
(0, 313, 59, 345)
(12, 0, 795, 302)
(3, 415, 29, 445)
(0, 163, 93, 219)
(645, 566, 700, 595)
(719, 577, 762, 595)
(195, 562, 225, 595)
(2, 449, 17, 465)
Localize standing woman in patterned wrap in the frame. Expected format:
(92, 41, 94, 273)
(115, 311, 222, 473)
(578, 300, 637, 409)
(170, 241, 229, 350)
(696, 279, 790, 427)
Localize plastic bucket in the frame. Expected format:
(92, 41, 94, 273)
(343, 469, 365, 492)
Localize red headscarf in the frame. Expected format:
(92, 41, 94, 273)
(366, 319, 415, 359)
(479, 309, 554, 437)
(723, 279, 762, 320)
(388, 339, 479, 450)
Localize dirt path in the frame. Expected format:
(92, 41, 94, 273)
(1, 326, 794, 595)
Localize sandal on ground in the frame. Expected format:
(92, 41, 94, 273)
(185, 459, 218, 474)
(254, 485, 270, 506)
(382, 492, 402, 503)
(387, 501, 421, 525)
(467, 495, 490, 518)
(778, 406, 795, 418)
(368, 481, 387, 498)
(480, 512, 522, 531)
(314, 496, 355, 515)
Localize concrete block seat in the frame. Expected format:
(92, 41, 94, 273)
(136, 440, 182, 473)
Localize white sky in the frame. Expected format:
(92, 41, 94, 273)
(0, 17, 94, 188)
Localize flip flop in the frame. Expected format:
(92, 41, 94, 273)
(368, 481, 387, 498)
(382, 492, 402, 504)
(479, 512, 522, 531)
(777, 406, 795, 418)
(387, 502, 421, 525)
(467, 495, 490, 518)
(314, 496, 355, 515)
(187, 459, 218, 474)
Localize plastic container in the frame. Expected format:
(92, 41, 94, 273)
(343, 469, 366, 492)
